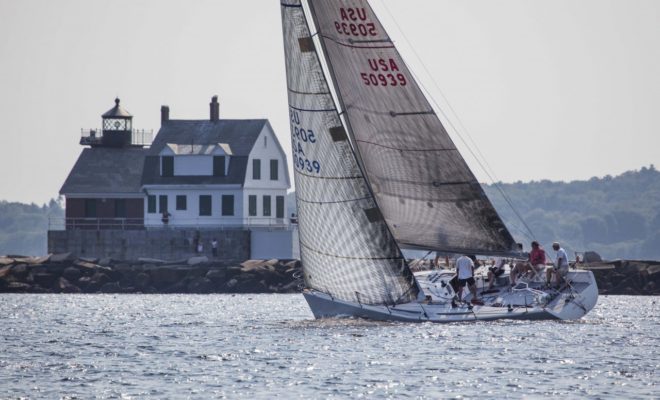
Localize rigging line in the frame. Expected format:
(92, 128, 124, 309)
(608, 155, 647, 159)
(376, 0, 536, 242)
(409, 57, 536, 242)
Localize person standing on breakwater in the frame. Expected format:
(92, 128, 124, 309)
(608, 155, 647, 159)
(211, 238, 218, 258)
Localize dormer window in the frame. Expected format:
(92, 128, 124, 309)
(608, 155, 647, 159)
(213, 156, 226, 176)
(161, 156, 174, 177)
(160, 143, 232, 177)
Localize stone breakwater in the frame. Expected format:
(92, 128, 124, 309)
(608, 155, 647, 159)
(582, 259, 660, 295)
(0, 254, 302, 294)
(1, 254, 659, 295)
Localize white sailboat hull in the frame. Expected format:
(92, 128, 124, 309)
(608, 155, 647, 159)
(303, 270, 598, 323)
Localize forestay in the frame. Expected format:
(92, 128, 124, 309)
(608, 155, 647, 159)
(280, 0, 419, 305)
(308, 0, 518, 255)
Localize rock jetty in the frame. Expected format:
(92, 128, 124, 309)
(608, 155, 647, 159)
(581, 259, 660, 296)
(1, 254, 658, 295)
(0, 254, 303, 294)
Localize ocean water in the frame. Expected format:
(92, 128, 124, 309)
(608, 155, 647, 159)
(1, 294, 657, 399)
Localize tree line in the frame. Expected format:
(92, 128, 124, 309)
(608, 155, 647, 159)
(483, 165, 660, 260)
(0, 199, 63, 256)
(1, 165, 658, 260)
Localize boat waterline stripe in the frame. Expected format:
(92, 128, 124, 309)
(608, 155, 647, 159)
(296, 195, 372, 205)
(320, 34, 395, 49)
(300, 240, 404, 262)
(288, 105, 337, 113)
(357, 139, 458, 153)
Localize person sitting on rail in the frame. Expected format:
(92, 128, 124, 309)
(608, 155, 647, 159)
(510, 241, 546, 284)
(487, 257, 506, 290)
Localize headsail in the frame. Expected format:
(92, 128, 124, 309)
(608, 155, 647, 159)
(280, 0, 419, 305)
(307, 0, 518, 256)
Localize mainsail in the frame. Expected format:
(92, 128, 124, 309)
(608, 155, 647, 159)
(307, 0, 518, 255)
(280, 0, 419, 305)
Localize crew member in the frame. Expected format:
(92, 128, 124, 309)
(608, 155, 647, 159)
(547, 242, 569, 287)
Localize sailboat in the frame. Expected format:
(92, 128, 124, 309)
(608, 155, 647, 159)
(280, 0, 598, 322)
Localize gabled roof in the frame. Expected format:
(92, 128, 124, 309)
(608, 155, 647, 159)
(148, 119, 267, 157)
(60, 147, 147, 195)
(143, 119, 268, 186)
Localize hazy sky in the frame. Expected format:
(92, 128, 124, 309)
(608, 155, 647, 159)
(0, 0, 658, 204)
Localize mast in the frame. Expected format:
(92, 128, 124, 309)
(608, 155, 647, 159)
(303, 0, 414, 273)
(280, 0, 419, 305)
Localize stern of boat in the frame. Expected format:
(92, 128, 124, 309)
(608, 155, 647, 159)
(544, 269, 599, 320)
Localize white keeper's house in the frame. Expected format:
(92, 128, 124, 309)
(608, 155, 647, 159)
(51, 96, 294, 260)
(143, 96, 291, 228)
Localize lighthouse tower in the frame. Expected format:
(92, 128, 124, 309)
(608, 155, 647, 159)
(99, 97, 133, 147)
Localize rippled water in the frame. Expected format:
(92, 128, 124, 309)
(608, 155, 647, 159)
(1, 294, 658, 399)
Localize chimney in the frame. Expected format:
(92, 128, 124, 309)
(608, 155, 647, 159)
(210, 95, 219, 122)
(161, 105, 170, 123)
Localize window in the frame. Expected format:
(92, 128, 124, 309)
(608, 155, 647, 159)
(276, 196, 284, 219)
(159, 195, 168, 213)
(114, 199, 126, 218)
(270, 159, 278, 180)
(213, 156, 226, 176)
(222, 195, 234, 216)
(253, 159, 261, 180)
(248, 195, 257, 217)
(147, 195, 156, 214)
(84, 199, 97, 218)
(176, 195, 187, 211)
(199, 195, 212, 216)
(263, 195, 271, 217)
(161, 156, 174, 177)
(264, 136, 267, 147)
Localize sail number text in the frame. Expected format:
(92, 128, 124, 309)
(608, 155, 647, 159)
(334, 7, 378, 37)
(360, 58, 407, 87)
(290, 109, 322, 175)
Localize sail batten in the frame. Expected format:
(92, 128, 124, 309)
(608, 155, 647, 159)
(307, 0, 517, 254)
(281, 0, 419, 305)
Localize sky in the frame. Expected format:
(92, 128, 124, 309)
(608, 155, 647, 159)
(0, 0, 658, 204)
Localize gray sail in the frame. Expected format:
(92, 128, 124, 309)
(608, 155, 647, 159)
(307, 0, 517, 255)
(280, 0, 419, 305)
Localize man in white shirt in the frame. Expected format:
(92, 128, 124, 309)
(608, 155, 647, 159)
(455, 255, 481, 304)
(547, 242, 569, 287)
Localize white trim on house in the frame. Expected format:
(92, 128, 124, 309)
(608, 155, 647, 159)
(65, 193, 145, 199)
